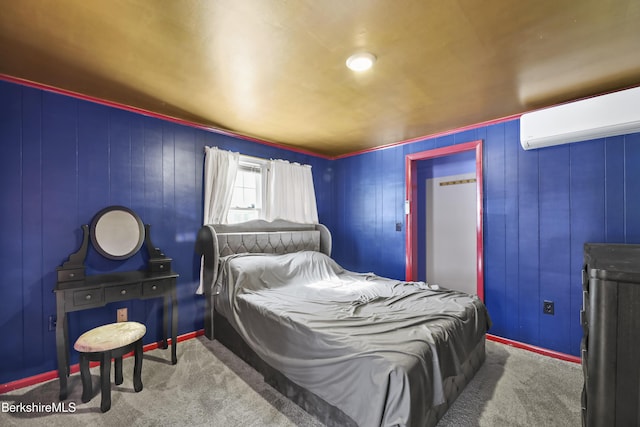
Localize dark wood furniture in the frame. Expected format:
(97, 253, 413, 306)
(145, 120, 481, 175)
(54, 207, 178, 401)
(582, 243, 640, 427)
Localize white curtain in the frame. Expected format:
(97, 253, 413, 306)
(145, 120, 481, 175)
(198, 146, 239, 294)
(265, 159, 319, 224)
(203, 146, 239, 225)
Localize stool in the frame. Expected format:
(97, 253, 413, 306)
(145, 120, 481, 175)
(74, 321, 146, 412)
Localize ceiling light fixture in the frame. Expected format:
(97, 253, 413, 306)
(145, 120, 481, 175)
(346, 52, 376, 72)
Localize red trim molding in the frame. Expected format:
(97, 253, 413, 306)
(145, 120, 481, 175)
(1, 73, 520, 161)
(0, 74, 330, 160)
(334, 114, 520, 159)
(487, 334, 581, 364)
(405, 140, 484, 301)
(0, 329, 205, 394)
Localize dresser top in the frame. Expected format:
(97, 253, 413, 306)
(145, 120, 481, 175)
(55, 270, 178, 291)
(585, 243, 640, 281)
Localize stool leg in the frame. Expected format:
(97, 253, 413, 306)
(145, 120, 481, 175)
(100, 351, 112, 413)
(114, 356, 123, 385)
(79, 353, 92, 403)
(133, 339, 143, 392)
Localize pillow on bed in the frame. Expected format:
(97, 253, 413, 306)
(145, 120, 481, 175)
(221, 251, 342, 292)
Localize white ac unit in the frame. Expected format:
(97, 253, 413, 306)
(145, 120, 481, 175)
(520, 86, 640, 150)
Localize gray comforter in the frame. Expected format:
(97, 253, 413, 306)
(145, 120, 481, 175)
(214, 251, 490, 426)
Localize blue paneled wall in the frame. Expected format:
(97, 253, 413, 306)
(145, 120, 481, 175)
(0, 80, 333, 384)
(3, 76, 640, 384)
(331, 122, 640, 356)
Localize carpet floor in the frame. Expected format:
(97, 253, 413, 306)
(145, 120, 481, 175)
(0, 336, 582, 426)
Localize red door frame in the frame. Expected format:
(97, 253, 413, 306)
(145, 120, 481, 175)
(405, 140, 484, 301)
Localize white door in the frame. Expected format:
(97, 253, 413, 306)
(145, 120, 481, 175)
(425, 172, 477, 295)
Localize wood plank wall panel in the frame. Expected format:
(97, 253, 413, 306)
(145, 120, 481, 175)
(416, 161, 429, 282)
(0, 80, 332, 384)
(604, 136, 625, 242)
(503, 122, 520, 340)
(39, 92, 82, 374)
(625, 134, 640, 240)
(516, 134, 540, 345)
(332, 145, 406, 279)
(538, 146, 571, 353)
(484, 124, 507, 338)
(569, 141, 605, 354)
(174, 126, 200, 333)
(21, 88, 45, 373)
(333, 119, 640, 357)
(109, 109, 134, 207)
(0, 83, 24, 378)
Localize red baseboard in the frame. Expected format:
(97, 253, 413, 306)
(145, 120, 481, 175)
(0, 329, 205, 394)
(1, 330, 580, 394)
(487, 334, 581, 364)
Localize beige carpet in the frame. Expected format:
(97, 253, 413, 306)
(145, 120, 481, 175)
(0, 336, 582, 426)
(438, 340, 582, 426)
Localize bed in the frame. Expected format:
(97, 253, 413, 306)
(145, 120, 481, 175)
(195, 219, 490, 427)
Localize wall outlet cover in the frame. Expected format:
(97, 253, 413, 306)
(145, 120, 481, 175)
(117, 308, 128, 322)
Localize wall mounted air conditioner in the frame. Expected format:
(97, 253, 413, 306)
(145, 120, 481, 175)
(520, 86, 640, 150)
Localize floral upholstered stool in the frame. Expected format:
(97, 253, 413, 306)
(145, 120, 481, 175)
(73, 321, 146, 412)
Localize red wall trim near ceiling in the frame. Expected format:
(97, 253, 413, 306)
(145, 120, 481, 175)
(334, 114, 521, 159)
(0, 74, 330, 160)
(0, 330, 205, 394)
(1, 73, 521, 160)
(405, 140, 484, 301)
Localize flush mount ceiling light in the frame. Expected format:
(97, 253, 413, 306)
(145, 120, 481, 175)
(346, 52, 376, 72)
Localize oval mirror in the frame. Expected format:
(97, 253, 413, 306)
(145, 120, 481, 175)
(90, 206, 145, 260)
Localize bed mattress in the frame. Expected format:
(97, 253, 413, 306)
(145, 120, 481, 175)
(214, 250, 490, 427)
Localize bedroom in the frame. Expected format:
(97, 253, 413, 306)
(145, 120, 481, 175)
(2, 1, 640, 425)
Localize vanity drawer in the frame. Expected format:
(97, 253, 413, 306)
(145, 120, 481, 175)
(142, 280, 167, 296)
(57, 268, 85, 282)
(105, 284, 142, 302)
(149, 258, 172, 273)
(73, 288, 104, 307)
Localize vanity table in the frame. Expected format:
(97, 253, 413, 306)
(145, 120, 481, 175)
(54, 206, 178, 400)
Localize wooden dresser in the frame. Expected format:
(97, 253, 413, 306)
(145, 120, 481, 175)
(582, 243, 640, 426)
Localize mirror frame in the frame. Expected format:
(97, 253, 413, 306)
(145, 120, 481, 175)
(90, 205, 145, 260)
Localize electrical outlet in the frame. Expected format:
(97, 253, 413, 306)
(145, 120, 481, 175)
(48, 315, 57, 331)
(543, 300, 554, 315)
(117, 308, 128, 322)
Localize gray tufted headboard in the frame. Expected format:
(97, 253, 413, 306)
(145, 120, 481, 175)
(195, 219, 332, 339)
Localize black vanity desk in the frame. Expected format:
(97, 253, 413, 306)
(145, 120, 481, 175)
(54, 270, 178, 400)
(54, 206, 179, 401)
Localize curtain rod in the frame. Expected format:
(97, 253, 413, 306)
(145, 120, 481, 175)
(203, 146, 311, 167)
(203, 146, 264, 162)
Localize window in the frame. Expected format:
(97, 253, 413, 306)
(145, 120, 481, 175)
(227, 157, 267, 224)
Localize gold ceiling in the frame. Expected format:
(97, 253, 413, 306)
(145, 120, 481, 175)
(1, 0, 640, 157)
